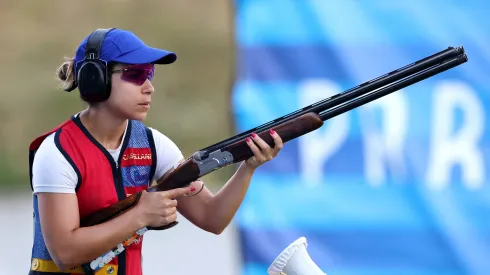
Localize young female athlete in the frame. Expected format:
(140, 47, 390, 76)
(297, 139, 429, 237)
(27, 28, 284, 275)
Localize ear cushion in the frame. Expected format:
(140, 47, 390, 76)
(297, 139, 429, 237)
(77, 60, 110, 102)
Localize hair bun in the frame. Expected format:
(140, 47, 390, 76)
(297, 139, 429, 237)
(55, 57, 75, 91)
(58, 62, 70, 81)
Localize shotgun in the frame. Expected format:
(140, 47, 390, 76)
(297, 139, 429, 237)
(81, 46, 467, 272)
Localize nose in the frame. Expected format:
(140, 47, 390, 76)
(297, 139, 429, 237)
(142, 79, 154, 95)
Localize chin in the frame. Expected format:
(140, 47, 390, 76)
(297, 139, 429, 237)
(128, 112, 148, 121)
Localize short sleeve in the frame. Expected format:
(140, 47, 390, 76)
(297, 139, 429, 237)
(31, 133, 79, 194)
(150, 128, 185, 181)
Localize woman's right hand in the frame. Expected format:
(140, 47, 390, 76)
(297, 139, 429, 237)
(137, 186, 195, 228)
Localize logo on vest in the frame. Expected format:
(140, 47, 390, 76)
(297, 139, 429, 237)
(120, 148, 152, 168)
(122, 153, 151, 161)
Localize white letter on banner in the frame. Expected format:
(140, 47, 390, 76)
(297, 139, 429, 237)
(298, 79, 349, 187)
(426, 81, 485, 190)
(359, 90, 408, 187)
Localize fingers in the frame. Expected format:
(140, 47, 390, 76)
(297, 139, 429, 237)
(248, 130, 283, 160)
(164, 199, 178, 208)
(183, 180, 205, 197)
(251, 133, 273, 158)
(163, 213, 177, 224)
(246, 136, 267, 163)
(269, 129, 284, 153)
(163, 207, 177, 217)
(163, 186, 194, 199)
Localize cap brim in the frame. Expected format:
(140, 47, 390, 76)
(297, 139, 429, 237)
(112, 46, 177, 65)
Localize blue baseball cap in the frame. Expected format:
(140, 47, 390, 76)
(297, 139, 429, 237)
(74, 28, 177, 73)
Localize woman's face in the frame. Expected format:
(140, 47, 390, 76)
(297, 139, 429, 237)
(105, 63, 155, 121)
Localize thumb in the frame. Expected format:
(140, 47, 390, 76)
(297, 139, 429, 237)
(163, 186, 193, 198)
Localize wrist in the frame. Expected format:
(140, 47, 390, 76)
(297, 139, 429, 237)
(132, 196, 149, 228)
(241, 161, 257, 175)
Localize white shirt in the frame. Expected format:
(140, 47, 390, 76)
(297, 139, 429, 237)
(31, 124, 184, 194)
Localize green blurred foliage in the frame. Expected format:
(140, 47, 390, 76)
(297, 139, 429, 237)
(0, 0, 237, 192)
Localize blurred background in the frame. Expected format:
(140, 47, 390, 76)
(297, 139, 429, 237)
(1, 0, 489, 275)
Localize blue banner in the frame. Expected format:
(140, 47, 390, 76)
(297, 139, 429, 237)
(232, 1, 490, 275)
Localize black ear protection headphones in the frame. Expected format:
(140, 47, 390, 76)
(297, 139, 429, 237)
(65, 28, 115, 103)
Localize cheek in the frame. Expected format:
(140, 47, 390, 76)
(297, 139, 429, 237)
(109, 81, 138, 106)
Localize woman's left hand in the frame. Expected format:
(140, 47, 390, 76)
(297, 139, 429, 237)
(244, 129, 284, 170)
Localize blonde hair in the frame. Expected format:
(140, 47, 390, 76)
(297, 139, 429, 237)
(56, 57, 76, 91)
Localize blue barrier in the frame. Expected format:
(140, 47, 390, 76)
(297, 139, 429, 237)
(232, 1, 490, 275)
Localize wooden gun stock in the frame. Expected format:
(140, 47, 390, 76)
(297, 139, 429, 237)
(224, 112, 324, 163)
(80, 192, 141, 227)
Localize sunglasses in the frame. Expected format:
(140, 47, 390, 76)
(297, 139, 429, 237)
(111, 64, 155, 86)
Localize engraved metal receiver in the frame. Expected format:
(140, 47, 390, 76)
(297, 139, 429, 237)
(192, 149, 234, 177)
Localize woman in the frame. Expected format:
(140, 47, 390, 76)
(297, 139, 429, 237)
(28, 28, 284, 275)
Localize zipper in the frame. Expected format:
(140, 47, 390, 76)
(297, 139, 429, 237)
(113, 125, 130, 275)
(113, 158, 126, 275)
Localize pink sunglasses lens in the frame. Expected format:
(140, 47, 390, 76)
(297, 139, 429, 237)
(120, 65, 155, 85)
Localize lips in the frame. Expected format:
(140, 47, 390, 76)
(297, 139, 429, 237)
(138, 102, 151, 108)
